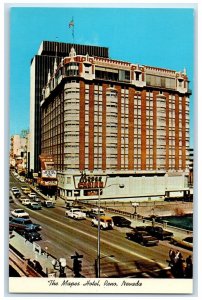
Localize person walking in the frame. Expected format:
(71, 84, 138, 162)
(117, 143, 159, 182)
(169, 248, 175, 264)
(185, 255, 193, 278)
(174, 250, 181, 263)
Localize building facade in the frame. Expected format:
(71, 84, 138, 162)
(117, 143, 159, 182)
(188, 148, 194, 187)
(40, 46, 191, 202)
(30, 41, 109, 172)
(10, 130, 30, 174)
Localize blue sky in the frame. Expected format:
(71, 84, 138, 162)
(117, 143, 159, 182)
(9, 7, 195, 147)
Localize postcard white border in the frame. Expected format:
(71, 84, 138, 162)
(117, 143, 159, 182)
(2, 0, 200, 298)
(9, 278, 193, 294)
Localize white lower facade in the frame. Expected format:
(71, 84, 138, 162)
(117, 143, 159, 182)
(57, 170, 190, 202)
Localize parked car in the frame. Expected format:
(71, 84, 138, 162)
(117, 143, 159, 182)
(21, 186, 29, 192)
(112, 216, 131, 227)
(12, 188, 21, 198)
(23, 188, 32, 195)
(19, 228, 42, 242)
(19, 177, 25, 183)
(126, 230, 159, 246)
(19, 195, 27, 202)
(22, 198, 32, 206)
(11, 187, 18, 192)
(28, 202, 42, 210)
(9, 217, 42, 231)
(170, 236, 193, 250)
(28, 192, 37, 199)
(42, 200, 55, 208)
(33, 197, 41, 203)
(145, 226, 173, 240)
(86, 208, 105, 218)
(91, 216, 114, 230)
(65, 208, 86, 220)
(11, 209, 29, 219)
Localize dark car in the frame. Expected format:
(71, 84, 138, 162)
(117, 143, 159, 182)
(145, 226, 173, 240)
(9, 217, 42, 231)
(86, 208, 105, 218)
(13, 190, 21, 198)
(28, 202, 42, 210)
(22, 228, 42, 242)
(112, 216, 131, 227)
(126, 230, 159, 246)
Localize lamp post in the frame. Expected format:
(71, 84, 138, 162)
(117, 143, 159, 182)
(51, 258, 67, 277)
(96, 183, 124, 278)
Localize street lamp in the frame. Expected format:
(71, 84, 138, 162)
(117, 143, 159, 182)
(96, 183, 124, 278)
(51, 257, 67, 277)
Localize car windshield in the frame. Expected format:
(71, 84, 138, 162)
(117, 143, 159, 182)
(24, 220, 32, 224)
(184, 237, 193, 243)
(16, 209, 25, 213)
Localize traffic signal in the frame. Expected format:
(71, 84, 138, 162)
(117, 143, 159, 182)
(77, 259, 82, 272)
(73, 258, 82, 276)
(71, 252, 83, 277)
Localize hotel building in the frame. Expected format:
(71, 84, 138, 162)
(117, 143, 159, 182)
(40, 44, 191, 202)
(30, 41, 108, 172)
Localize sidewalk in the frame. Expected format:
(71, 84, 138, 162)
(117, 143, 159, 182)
(9, 231, 73, 277)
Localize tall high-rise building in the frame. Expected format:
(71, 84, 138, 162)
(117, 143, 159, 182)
(40, 46, 191, 202)
(30, 41, 109, 172)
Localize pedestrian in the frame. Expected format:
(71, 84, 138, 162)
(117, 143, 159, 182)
(33, 260, 43, 274)
(174, 251, 185, 278)
(185, 255, 193, 278)
(169, 248, 175, 264)
(174, 250, 182, 263)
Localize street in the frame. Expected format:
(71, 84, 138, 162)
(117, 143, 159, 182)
(9, 175, 192, 278)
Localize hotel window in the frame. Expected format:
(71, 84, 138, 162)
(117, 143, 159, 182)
(84, 63, 91, 74)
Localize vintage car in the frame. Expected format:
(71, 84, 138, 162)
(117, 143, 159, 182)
(126, 230, 159, 246)
(112, 216, 131, 227)
(11, 209, 29, 219)
(91, 216, 114, 230)
(170, 236, 193, 250)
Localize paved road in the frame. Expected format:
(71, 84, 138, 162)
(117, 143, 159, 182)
(9, 175, 192, 278)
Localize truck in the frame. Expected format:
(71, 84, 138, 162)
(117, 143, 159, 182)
(42, 199, 55, 208)
(126, 230, 159, 246)
(91, 216, 114, 230)
(65, 208, 86, 220)
(145, 226, 174, 240)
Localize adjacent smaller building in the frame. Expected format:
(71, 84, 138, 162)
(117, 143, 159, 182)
(37, 154, 57, 196)
(10, 130, 30, 175)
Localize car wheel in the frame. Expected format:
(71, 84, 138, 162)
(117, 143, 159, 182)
(140, 241, 144, 246)
(127, 236, 131, 240)
(100, 226, 104, 230)
(91, 222, 94, 227)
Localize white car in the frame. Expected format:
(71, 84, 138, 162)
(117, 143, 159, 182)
(65, 208, 86, 220)
(28, 192, 36, 199)
(22, 199, 32, 206)
(11, 209, 29, 218)
(11, 187, 18, 191)
(19, 177, 25, 183)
